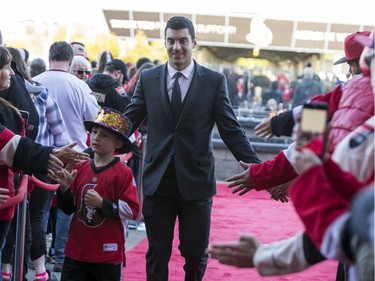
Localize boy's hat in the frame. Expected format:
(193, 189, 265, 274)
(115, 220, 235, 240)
(334, 31, 371, 65)
(84, 107, 132, 153)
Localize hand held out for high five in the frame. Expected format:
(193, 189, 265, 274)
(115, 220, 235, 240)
(226, 161, 253, 195)
(209, 234, 261, 268)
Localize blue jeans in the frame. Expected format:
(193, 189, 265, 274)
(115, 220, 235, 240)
(55, 209, 73, 264)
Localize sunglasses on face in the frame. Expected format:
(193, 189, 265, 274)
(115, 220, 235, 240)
(74, 69, 91, 75)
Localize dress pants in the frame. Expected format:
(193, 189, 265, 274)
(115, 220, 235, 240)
(142, 160, 212, 281)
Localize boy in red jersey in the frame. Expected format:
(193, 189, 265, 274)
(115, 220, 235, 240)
(55, 107, 139, 281)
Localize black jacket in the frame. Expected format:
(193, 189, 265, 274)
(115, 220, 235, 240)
(270, 110, 294, 137)
(87, 73, 131, 112)
(125, 61, 261, 200)
(0, 62, 39, 140)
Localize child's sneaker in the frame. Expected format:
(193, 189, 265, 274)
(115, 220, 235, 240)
(34, 271, 49, 281)
(2, 272, 11, 281)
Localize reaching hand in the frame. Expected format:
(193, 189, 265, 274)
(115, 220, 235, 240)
(226, 161, 253, 195)
(0, 188, 10, 205)
(52, 169, 77, 193)
(209, 234, 261, 268)
(254, 117, 274, 139)
(291, 148, 322, 175)
(53, 142, 90, 165)
(268, 182, 291, 203)
(47, 153, 64, 179)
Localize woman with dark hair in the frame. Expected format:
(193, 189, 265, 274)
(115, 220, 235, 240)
(4, 47, 73, 281)
(96, 50, 113, 74)
(0, 47, 88, 281)
(0, 46, 56, 281)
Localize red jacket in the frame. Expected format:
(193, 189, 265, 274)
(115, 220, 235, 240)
(250, 75, 374, 190)
(327, 74, 374, 154)
(290, 159, 372, 247)
(0, 125, 52, 220)
(0, 127, 18, 220)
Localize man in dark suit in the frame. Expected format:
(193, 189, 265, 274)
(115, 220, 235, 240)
(124, 16, 261, 281)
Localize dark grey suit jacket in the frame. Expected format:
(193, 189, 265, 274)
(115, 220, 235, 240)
(125, 61, 261, 200)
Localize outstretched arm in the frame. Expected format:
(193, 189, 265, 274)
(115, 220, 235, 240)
(0, 125, 63, 175)
(226, 161, 254, 195)
(209, 234, 260, 267)
(227, 145, 299, 195)
(210, 232, 324, 276)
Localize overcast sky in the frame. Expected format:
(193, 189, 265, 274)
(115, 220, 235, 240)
(1, 0, 374, 28)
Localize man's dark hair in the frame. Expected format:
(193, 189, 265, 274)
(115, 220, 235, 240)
(30, 58, 47, 78)
(165, 16, 195, 41)
(136, 57, 152, 70)
(49, 41, 74, 62)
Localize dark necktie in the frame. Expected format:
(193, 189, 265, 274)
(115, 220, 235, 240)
(171, 72, 183, 119)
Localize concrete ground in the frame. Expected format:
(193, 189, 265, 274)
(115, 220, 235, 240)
(24, 224, 146, 280)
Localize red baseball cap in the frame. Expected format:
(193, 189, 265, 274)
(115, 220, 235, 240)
(333, 31, 371, 65)
(355, 31, 374, 49)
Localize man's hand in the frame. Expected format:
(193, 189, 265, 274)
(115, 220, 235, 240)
(53, 142, 90, 165)
(209, 234, 261, 268)
(47, 153, 64, 179)
(254, 117, 274, 139)
(226, 161, 253, 195)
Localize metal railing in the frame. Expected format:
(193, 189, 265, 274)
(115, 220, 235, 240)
(0, 175, 59, 281)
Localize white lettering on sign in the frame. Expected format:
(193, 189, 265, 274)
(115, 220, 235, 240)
(110, 19, 237, 35)
(295, 30, 350, 43)
(196, 24, 237, 35)
(110, 19, 166, 30)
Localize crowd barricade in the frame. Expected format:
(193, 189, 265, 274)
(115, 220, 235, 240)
(0, 174, 59, 281)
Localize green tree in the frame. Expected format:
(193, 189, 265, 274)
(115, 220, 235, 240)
(86, 33, 120, 63)
(123, 30, 167, 65)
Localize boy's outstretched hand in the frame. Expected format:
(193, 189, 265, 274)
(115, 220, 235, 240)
(52, 168, 77, 194)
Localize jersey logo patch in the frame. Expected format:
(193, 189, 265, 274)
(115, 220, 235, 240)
(115, 86, 127, 97)
(92, 91, 106, 103)
(77, 184, 105, 227)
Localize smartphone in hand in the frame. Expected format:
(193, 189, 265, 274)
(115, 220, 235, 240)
(296, 101, 328, 158)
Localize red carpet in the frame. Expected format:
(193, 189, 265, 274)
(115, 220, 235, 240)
(123, 182, 337, 280)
